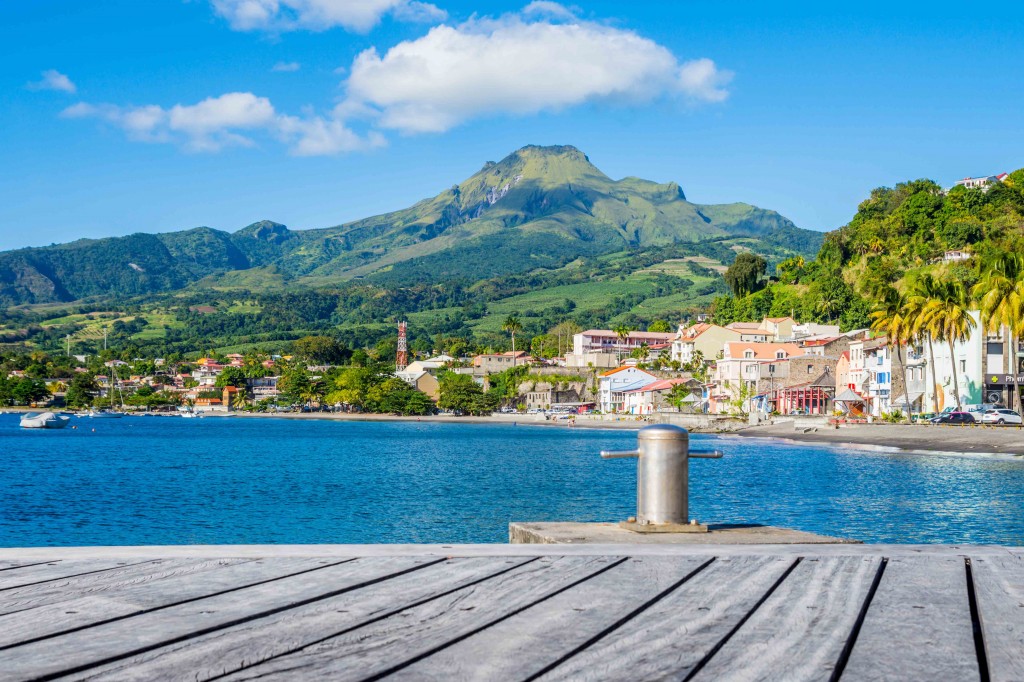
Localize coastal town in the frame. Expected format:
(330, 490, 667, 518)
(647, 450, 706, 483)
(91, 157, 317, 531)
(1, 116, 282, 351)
(4, 303, 1021, 426)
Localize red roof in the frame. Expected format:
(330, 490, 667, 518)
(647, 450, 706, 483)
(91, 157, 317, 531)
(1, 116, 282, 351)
(801, 337, 841, 347)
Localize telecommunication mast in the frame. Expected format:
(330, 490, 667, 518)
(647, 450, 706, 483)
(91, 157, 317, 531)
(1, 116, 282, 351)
(396, 321, 408, 371)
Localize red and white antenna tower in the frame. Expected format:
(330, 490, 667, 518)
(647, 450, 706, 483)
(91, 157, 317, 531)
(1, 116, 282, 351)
(396, 321, 408, 371)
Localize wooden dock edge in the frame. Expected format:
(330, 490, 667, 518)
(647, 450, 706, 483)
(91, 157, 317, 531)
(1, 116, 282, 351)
(0, 543, 1020, 560)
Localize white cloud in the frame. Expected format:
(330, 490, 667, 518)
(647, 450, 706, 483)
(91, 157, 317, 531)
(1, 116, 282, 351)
(28, 69, 77, 94)
(62, 92, 380, 156)
(678, 57, 733, 104)
(389, 1, 447, 24)
(58, 6, 731, 156)
(210, 0, 446, 33)
(341, 11, 732, 134)
(277, 114, 386, 155)
(521, 1, 578, 20)
(272, 61, 302, 72)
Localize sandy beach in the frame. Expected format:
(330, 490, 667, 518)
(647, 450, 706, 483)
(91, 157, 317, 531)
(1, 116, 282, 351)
(735, 421, 1024, 457)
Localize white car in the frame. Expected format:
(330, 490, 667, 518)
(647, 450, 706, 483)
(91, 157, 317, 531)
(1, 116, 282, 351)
(981, 409, 1023, 425)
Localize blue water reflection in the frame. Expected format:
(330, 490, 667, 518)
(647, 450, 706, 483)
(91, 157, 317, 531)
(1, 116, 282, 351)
(1, 415, 1022, 546)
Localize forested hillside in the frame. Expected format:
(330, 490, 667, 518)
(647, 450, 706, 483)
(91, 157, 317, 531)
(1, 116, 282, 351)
(712, 169, 1024, 330)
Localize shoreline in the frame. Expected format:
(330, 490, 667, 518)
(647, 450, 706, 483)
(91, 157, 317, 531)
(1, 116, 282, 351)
(733, 421, 1024, 458)
(2, 406, 643, 430)
(225, 410, 648, 430)
(8, 408, 1024, 456)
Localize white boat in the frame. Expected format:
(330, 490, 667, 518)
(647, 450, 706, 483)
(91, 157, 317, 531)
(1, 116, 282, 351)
(88, 409, 124, 419)
(20, 412, 71, 429)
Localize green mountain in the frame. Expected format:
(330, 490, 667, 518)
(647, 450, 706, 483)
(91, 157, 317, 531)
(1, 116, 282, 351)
(0, 145, 823, 306)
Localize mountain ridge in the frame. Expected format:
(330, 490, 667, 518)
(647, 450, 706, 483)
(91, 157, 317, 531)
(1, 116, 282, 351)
(0, 145, 824, 306)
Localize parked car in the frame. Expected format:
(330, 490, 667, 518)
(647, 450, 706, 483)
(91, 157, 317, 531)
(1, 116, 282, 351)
(930, 411, 976, 424)
(981, 409, 1023, 425)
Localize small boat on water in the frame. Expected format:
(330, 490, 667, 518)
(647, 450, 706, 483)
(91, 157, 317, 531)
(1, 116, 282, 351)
(88, 409, 124, 419)
(20, 412, 71, 429)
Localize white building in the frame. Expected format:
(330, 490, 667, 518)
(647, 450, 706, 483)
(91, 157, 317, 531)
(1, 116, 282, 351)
(864, 343, 893, 417)
(621, 378, 699, 415)
(568, 330, 674, 369)
(792, 323, 841, 340)
(396, 355, 452, 383)
(597, 366, 659, 413)
(954, 174, 1008, 191)
(928, 311, 984, 410)
(572, 330, 675, 356)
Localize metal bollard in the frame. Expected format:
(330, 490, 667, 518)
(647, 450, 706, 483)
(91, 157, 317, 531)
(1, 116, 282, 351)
(601, 424, 721, 533)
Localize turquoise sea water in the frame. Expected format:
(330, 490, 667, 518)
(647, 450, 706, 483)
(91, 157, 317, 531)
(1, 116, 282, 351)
(1, 413, 1023, 546)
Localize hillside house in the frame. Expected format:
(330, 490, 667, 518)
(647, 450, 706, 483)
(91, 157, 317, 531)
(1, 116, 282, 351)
(622, 377, 703, 415)
(597, 366, 659, 413)
(403, 372, 441, 402)
(571, 330, 674, 358)
(709, 342, 803, 414)
(954, 174, 1008, 191)
(473, 351, 533, 373)
(519, 382, 584, 411)
(670, 323, 742, 365)
(724, 322, 774, 343)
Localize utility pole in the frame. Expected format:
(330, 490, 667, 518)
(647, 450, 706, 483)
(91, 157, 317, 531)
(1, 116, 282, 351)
(103, 326, 108, 351)
(65, 334, 71, 357)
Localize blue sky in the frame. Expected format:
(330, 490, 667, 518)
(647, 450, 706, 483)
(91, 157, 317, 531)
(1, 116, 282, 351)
(2, 0, 1022, 251)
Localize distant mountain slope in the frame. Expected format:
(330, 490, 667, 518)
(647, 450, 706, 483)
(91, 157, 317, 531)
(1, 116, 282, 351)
(0, 145, 823, 306)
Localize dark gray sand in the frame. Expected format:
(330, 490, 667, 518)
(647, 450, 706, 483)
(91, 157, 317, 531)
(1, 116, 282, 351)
(735, 421, 1024, 457)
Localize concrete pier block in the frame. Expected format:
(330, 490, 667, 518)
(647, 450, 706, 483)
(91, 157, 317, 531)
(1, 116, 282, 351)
(509, 522, 858, 545)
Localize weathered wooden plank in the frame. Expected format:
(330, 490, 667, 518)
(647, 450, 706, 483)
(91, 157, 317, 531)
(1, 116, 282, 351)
(967, 554, 1024, 682)
(216, 556, 623, 682)
(0, 558, 250, 615)
(74, 557, 538, 681)
(0, 543, 1011, 561)
(689, 555, 879, 681)
(0, 560, 150, 591)
(0, 558, 332, 649)
(1, 556, 439, 681)
(385, 556, 712, 681)
(0, 560, 60, 573)
(538, 556, 796, 681)
(842, 556, 979, 681)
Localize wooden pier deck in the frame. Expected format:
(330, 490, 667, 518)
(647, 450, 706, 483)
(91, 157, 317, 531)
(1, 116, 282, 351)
(0, 544, 1021, 681)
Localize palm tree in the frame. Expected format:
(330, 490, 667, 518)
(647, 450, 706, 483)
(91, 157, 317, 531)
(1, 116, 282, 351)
(816, 295, 842, 325)
(870, 285, 914, 419)
(613, 324, 632, 360)
(502, 316, 523, 367)
(299, 379, 326, 410)
(906, 274, 943, 413)
(918, 278, 976, 409)
(974, 251, 1024, 412)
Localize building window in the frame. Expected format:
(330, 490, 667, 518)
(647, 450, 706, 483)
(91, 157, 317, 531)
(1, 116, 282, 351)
(807, 364, 814, 374)
(961, 359, 966, 372)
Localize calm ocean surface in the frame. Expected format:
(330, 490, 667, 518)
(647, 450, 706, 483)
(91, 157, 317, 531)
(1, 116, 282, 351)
(2, 413, 1023, 546)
